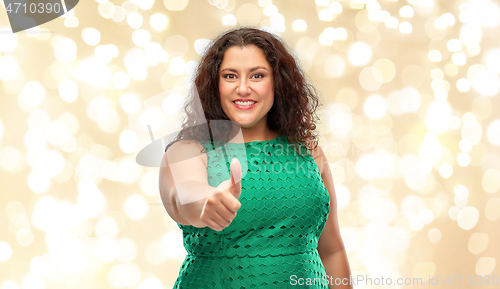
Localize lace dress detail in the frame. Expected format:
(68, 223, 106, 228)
(173, 135, 330, 288)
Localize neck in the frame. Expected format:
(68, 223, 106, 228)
(240, 126, 279, 143)
(227, 119, 280, 144)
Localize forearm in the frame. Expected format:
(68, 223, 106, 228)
(176, 181, 218, 227)
(163, 180, 217, 227)
(320, 249, 353, 289)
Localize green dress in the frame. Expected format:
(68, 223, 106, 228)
(173, 135, 331, 288)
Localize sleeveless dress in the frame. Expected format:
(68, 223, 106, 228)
(173, 135, 331, 288)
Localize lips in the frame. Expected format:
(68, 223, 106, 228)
(233, 99, 257, 102)
(232, 99, 257, 110)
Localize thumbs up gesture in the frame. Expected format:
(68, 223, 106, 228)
(200, 158, 242, 231)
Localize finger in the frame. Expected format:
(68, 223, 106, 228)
(221, 194, 241, 213)
(210, 211, 232, 229)
(201, 207, 226, 230)
(220, 205, 239, 222)
(213, 200, 236, 224)
(230, 158, 242, 186)
(202, 199, 224, 229)
(229, 158, 242, 198)
(204, 217, 224, 231)
(231, 180, 241, 199)
(204, 199, 234, 226)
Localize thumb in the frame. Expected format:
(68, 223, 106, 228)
(229, 158, 242, 197)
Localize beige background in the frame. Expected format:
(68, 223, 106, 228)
(0, 0, 499, 288)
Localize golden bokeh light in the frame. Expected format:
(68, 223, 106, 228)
(127, 12, 143, 29)
(468, 233, 489, 255)
(0, 242, 12, 262)
(476, 257, 497, 276)
(348, 41, 371, 66)
(164, 0, 189, 11)
(150, 13, 169, 31)
(428, 228, 442, 243)
(222, 13, 237, 26)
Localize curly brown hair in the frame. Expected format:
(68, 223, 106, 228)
(165, 27, 321, 157)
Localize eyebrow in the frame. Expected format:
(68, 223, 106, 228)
(220, 66, 269, 73)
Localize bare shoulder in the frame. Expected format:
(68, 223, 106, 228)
(307, 142, 328, 175)
(165, 140, 207, 167)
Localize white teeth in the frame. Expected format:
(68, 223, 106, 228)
(234, 101, 256, 106)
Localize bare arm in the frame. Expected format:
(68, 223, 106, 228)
(310, 145, 353, 289)
(159, 140, 215, 227)
(159, 140, 243, 230)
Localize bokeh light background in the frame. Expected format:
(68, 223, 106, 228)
(0, 0, 499, 288)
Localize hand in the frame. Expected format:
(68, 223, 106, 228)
(200, 158, 242, 231)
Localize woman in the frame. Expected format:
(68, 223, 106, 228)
(160, 28, 352, 288)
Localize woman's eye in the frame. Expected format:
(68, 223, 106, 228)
(224, 74, 236, 79)
(252, 74, 264, 79)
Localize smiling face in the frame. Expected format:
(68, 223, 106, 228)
(218, 45, 274, 130)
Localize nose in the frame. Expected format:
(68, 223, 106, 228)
(236, 79, 251, 95)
